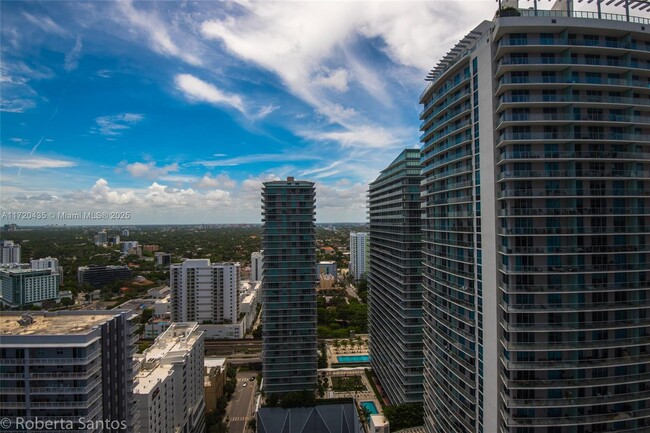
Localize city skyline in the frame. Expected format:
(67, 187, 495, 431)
(0, 0, 624, 225)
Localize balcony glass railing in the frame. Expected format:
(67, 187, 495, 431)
(498, 94, 650, 106)
(497, 56, 650, 71)
(497, 150, 650, 162)
(497, 132, 650, 144)
(498, 169, 650, 180)
(499, 226, 650, 235)
(498, 34, 650, 51)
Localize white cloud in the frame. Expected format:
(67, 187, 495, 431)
(123, 161, 179, 179)
(196, 173, 236, 189)
(9, 137, 29, 144)
(1, 156, 76, 169)
(64, 36, 83, 72)
(93, 113, 144, 136)
(0, 61, 53, 113)
(191, 152, 318, 168)
(254, 104, 280, 119)
(313, 68, 349, 92)
(22, 12, 68, 36)
(300, 126, 400, 149)
(90, 178, 138, 204)
(112, 1, 202, 66)
(175, 73, 245, 113)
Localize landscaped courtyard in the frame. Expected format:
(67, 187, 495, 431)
(331, 375, 366, 392)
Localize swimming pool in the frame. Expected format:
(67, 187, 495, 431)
(337, 355, 371, 363)
(360, 401, 379, 415)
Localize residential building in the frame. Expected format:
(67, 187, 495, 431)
(155, 252, 172, 266)
(108, 235, 120, 245)
(0, 310, 139, 432)
(121, 228, 130, 237)
(419, 3, 650, 432)
(204, 358, 227, 414)
(0, 265, 61, 308)
(77, 265, 132, 289)
(262, 177, 318, 395)
(316, 261, 337, 277)
(170, 260, 240, 325)
(251, 250, 264, 282)
(95, 230, 108, 246)
(368, 148, 424, 403)
(134, 322, 205, 433)
(349, 232, 368, 280)
(121, 240, 139, 253)
(0, 240, 20, 264)
(30, 256, 60, 271)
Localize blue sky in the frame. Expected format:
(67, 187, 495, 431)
(0, 0, 620, 224)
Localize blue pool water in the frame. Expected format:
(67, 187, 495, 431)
(361, 401, 379, 415)
(337, 355, 371, 363)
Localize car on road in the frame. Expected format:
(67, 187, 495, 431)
(249, 376, 256, 381)
(242, 382, 247, 387)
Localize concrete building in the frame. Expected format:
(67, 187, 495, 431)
(108, 235, 120, 245)
(0, 265, 61, 308)
(30, 256, 59, 271)
(121, 240, 139, 253)
(95, 230, 108, 246)
(134, 322, 205, 433)
(204, 358, 227, 414)
(239, 281, 260, 332)
(77, 265, 132, 289)
(251, 250, 264, 282)
(170, 260, 240, 325)
(316, 261, 337, 277)
(0, 240, 21, 264)
(419, 3, 650, 432)
(262, 177, 318, 395)
(368, 148, 424, 404)
(349, 232, 368, 280)
(155, 252, 172, 266)
(121, 228, 130, 237)
(0, 310, 139, 432)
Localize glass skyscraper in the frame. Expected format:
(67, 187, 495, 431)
(261, 177, 318, 395)
(368, 148, 424, 403)
(420, 4, 650, 433)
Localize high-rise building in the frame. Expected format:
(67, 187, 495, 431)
(349, 232, 368, 280)
(0, 240, 21, 264)
(134, 322, 206, 433)
(77, 265, 132, 289)
(0, 310, 139, 432)
(155, 252, 172, 266)
(95, 230, 108, 246)
(170, 259, 240, 324)
(368, 148, 424, 404)
(251, 250, 264, 282)
(261, 177, 318, 395)
(0, 265, 61, 308)
(420, 3, 650, 432)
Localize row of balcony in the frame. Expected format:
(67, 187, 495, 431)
(497, 56, 650, 70)
(497, 150, 650, 161)
(498, 94, 650, 106)
(497, 131, 650, 143)
(497, 76, 650, 89)
(497, 36, 650, 52)
(498, 188, 649, 198)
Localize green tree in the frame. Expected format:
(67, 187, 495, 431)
(383, 403, 425, 431)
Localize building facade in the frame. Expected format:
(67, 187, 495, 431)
(262, 177, 318, 395)
(349, 232, 369, 280)
(0, 240, 21, 264)
(134, 322, 205, 433)
(30, 257, 59, 271)
(170, 259, 240, 325)
(368, 148, 424, 404)
(251, 250, 264, 282)
(420, 4, 650, 433)
(0, 265, 61, 308)
(77, 265, 132, 289)
(0, 310, 139, 432)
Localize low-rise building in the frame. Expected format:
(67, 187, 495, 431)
(78, 265, 132, 289)
(316, 261, 337, 277)
(155, 252, 172, 266)
(204, 358, 227, 414)
(134, 322, 205, 433)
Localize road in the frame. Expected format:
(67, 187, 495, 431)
(226, 372, 258, 433)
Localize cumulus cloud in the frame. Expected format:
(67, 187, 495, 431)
(93, 113, 144, 136)
(122, 161, 179, 179)
(196, 173, 236, 189)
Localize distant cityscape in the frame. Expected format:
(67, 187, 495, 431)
(1, 1, 650, 433)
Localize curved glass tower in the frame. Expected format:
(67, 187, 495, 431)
(420, 5, 650, 433)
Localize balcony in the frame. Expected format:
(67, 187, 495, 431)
(497, 131, 650, 145)
(497, 150, 650, 162)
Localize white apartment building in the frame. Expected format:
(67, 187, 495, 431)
(251, 250, 263, 282)
(30, 256, 60, 271)
(0, 240, 21, 264)
(0, 310, 139, 432)
(170, 259, 240, 324)
(349, 232, 368, 280)
(0, 265, 61, 308)
(134, 322, 205, 433)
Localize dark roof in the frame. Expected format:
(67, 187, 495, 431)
(257, 403, 362, 433)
